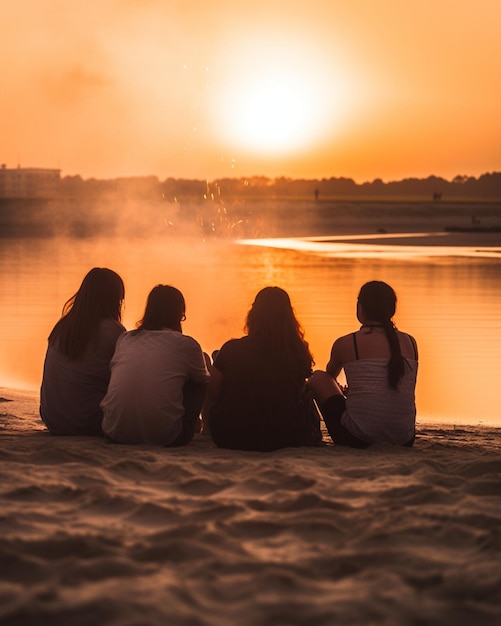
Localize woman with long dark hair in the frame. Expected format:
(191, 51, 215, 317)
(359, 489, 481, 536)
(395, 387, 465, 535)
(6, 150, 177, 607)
(207, 286, 322, 451)
(101, 285, 209, 446)
(40, 267, 125, 435)
(308, 281, 418, 447)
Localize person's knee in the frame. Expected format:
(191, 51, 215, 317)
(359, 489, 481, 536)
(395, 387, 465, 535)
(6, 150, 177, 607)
(307, 369, 329, 388)
(307, 370, 341, 404)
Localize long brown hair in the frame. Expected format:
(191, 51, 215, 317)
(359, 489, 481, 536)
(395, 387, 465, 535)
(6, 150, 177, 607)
(358, 281, 404, 389)
(49, 267, 124, 360)
(245, 286, 314, 381)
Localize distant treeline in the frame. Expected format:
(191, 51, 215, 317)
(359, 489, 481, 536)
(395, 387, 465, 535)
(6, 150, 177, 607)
(58, 172, 501, 201)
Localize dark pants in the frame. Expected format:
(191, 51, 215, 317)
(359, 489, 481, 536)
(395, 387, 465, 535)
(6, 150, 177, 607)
(320, 395, 370, 448)
(171, 380, 208, 447)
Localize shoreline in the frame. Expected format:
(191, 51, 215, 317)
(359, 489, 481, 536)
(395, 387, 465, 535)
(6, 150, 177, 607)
(2, 386, 501, 433)
(1, 198, 501, 241)
(304, 230, 501, 249)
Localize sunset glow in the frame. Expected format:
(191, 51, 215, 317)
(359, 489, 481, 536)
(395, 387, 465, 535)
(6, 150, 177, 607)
(213, 37, 346, 156)
(226, 75, 319, 153)
(1, 1, 499, 181)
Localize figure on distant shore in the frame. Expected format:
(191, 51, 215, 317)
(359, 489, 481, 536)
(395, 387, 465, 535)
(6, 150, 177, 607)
(101, 285, 209, 446)
(40, 267, 125, 436)
(207, 286, 322, 451)
(308, 281, 418, 447)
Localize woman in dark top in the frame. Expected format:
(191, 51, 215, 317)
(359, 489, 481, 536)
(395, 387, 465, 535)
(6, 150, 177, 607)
(207, 286, 322, 451)
(40, 267, 125, 436)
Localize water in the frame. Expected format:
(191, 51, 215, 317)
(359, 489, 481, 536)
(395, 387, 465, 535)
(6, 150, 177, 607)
(1, 228, 500, 427)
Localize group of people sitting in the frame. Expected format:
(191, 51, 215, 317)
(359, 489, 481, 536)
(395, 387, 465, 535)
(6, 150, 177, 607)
(40, 268, 418, 451)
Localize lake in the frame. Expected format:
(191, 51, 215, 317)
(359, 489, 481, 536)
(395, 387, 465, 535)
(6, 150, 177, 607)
(1, 212, 500, 427)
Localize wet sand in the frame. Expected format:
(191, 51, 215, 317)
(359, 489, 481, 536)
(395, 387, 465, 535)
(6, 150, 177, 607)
(270, 200, 501, 243)
(1, 197, 501, 244)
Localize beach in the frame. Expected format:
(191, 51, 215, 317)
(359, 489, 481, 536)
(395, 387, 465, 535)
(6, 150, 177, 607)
(1, 388, 500, 625)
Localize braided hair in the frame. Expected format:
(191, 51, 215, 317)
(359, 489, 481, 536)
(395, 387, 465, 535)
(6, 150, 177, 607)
(358, 281, 405, 389)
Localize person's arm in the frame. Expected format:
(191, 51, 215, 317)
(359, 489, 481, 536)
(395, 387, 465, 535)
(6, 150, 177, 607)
(326, 338, 344, 379)
(206, 339, 233, 402)
(207, 364, 224, 402)
(186, 340, 210, 384)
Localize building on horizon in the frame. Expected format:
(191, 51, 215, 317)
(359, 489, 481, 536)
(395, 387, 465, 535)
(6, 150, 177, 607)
(0, 164, 61, 198)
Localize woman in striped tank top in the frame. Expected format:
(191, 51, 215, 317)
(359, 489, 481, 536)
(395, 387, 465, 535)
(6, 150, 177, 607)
(308, 281, 418, 448)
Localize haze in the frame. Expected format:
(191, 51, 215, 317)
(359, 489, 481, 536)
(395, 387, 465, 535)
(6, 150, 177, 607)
(2, 1, 500, 182)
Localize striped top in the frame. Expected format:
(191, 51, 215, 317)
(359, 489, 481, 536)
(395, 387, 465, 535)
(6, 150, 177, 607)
(341, 358, 418, 445)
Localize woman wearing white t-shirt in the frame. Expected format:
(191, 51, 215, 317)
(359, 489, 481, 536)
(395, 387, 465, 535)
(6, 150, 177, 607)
(102, 285, 209, 446)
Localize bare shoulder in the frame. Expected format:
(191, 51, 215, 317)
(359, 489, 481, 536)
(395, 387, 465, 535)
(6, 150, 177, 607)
(331, 332, 356, 360)
(397, 330, 418, 359)
(333, 332, 354, 347)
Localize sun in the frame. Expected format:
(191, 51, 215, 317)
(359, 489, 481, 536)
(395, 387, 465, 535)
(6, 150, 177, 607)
(213, 40, 345, 157)
(228, 71, 319, 153)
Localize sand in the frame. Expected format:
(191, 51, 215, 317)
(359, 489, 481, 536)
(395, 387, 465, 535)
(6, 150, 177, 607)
(254, 199, 501, 241)
(1, 388, 500, 626)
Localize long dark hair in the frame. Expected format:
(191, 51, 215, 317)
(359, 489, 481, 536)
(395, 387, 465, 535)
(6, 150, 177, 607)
(358, 281, 404, 389)
(136, 285, 185, 332)
(245, 286, 314, 380)
(49, 267, 124, 360)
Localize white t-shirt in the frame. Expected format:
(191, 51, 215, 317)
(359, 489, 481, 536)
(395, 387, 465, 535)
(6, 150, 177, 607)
(101, 329, 209, 445)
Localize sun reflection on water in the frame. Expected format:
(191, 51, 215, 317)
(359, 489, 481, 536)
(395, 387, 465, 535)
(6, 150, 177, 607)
(238, 234, 501, 260)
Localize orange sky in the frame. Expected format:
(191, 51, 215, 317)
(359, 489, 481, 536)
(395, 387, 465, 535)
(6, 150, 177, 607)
(2, 1, 500, 182)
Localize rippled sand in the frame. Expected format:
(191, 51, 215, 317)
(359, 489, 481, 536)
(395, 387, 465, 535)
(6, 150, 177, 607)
(1, 388, 500, 625)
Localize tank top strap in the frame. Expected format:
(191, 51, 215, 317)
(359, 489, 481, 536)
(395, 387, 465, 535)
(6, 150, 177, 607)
(352, 332, 359, 360)
(407, 333, 418, 360)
